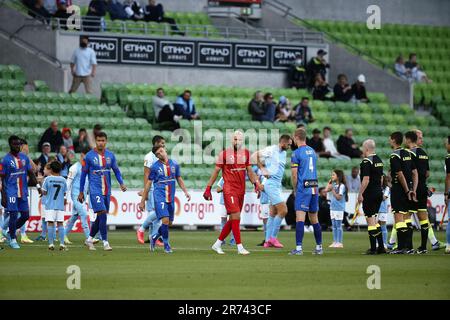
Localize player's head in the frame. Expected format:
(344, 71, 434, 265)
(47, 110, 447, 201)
(382, 174, 391, 188)
(293, 128, 307, 146)
(50, 160, 62, 175)
(152, 135, 165, 148)
(414, 129, 423, 146)
(389, 131, 403, 149)
(279, 134, 292, 151)
(44, 162, 53, 176)
(95, 132, 107, 151)
(231, 130, 244, 150)
(80, 147, 90, 161)
(19, 138, 29, 154)
(8, 135, 21, 154)
(152, 145, 168, 162)
(404, 130, 418, 148)
(362, 139, 375, 157)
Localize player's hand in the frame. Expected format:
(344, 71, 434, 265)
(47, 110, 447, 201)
(137, 190, 143, 196)
(411, 191, 417, 202)
(357, 194, 363, 203)
(203, 186, 212, 201)
(120, 184, 127, 192)
(185, 192, 191, 202)
(64, 199, 68, 206)
(78, 192, 84, 203)
(138, 201, 146, 213)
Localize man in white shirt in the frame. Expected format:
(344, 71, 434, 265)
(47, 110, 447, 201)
(69, 36, 97, 94)
(323, 127, 350, 160)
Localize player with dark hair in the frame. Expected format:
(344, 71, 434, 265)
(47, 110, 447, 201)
(290, 128, 323, 255)
(388, 132, 418, 254)
(79, 132, 127, 251)
(357, 139, 385, 254)
(204, 130, 261, 255)
(0, 135, 38, 249)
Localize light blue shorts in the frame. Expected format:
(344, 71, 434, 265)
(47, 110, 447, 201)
(263, 181, 283, 206)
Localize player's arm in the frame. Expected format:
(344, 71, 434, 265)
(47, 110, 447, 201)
(112, 154, 127, 191)
(139, 179, 153, 211)
(291, 166, 298, 192)
(78, 157, 89, 203)
(26, 156, 38, 187)
(66, 165, 76, 196)
(332, 184, 343, 200)
(176, 176, 191, 201)
(411, 168, 418, 201)
(358, 160, 370, 203)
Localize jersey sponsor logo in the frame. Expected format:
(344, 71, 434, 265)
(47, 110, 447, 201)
(402, 156, 411, 161)
(418, 155, 428, 160)
(375, 163, 383, 167)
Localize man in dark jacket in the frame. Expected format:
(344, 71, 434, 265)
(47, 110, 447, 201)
(29, 0, 52, 24)
(248, 91, 266, 121)
(351, 74, 370, 103)
(287, 54, 307, 89)
(174, 90, 199, 120)
(336, 128, 362, 159)
(306, 49, 330, 88)
(37, 142, 51, 175)
(83, 0, 106, 32)
(53, 0, 71, 30)
(38, 121, 63, 153)
(333, 74, 353, 102)
(144, 0, 184, 35)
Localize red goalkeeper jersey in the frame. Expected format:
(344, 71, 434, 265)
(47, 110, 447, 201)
(216, 147, 250, 195)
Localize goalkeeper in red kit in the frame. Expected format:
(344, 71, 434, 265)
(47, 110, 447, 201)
(203, 130, 261, 255)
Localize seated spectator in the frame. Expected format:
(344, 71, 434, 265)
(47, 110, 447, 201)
(336, 128, 363, 159)
(260, 93, 276, 122)
(394, 55, 412, 81)
(275, 96, 295, 122)
(333, 74, 353, 102)
(294, 97, 315, 126)
(312, 73, 332, 101)
(307, 128, 331, 158)
(84, 0, 107, 32)
(351, 74, 370, 103)
(144, 0, 184, 35)
(43, 0, 57, 14)
(87, 124, 103, 149)
(405, 53, 432, 83)
(287, 54, 307, 89)
(74, 128, 90, 153)
(29, 0, 52, 23)
(323, 127, 350, 160)
(124, 0, 144, 20)
(306, 49, 330, 88)
(248, 91, 265, 121)
(107, 0, 128, 20)
(38, 142, 52, 175)
(175, 90, 200, 120)
(53, 0, 71, 30)
(346, 167, 361, 193)
(56, 145, 71, 178)
(38, 121, 63, 153)
(152, 88, 181, 130)
(62, 127, 75, 157)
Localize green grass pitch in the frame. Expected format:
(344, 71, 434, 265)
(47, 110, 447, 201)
(1, 230, 449, 300)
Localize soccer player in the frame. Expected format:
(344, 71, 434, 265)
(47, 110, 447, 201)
(289, 128, 323, 256)
(216, 177, 235, 246)
(388, 132, 418, 254)
(79, 132, 127, 251)
(138, 145, 191, 253)
(445, 136, 450, 254)
(40, 161, 68, 251)
(357, 139, 386, 254)
(136, 135, 165, 246)
(64, 148, 91, 244)
(0, 135, 38, 249)
(204, 130, 261, 255)
(253, 135, 292, 248)
(378, 175, 391, 248)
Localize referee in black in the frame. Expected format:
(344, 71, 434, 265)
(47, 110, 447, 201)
(357, 139, 385, 254)
(404, 130, 430, 253)
(388, 132, 418, 254)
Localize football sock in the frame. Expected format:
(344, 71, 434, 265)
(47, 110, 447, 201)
(57, 225, 65, 244)
(419, 219, 429, 249)
(295, 221, 304, 246)
(312, 223, 322, 245)
(336, 220, 343, 244)
(151, 218, 162, 240)
(389, 226, 397, 244)
(15, 211, 29, 231)
(375, 224, 384, 249)
(80, 214, 90, 238)
(20, 224, 26, 236)
(218, 220, 232, 241)
(98, 214, 108, 241)
(405, 219, 413, 250)
(265, 216, 274, 242)
(64, 214, 77, 235)
(368, 226, 377, 251)
(428, 227, 438, 245)
(396, 222, 408, 250)
(140, 212, 154, 232)
(47, 225, 55, 245)
(160, 223, 169, 246)
(331, 219, 337, 243)
(380, 224, 388, 246)
(230, 219, 241, 245)
(8, 211, 18, 240)
(41, 218, 48, 237)
(89, 217, 100, 238)
(271, 216, 283, 239)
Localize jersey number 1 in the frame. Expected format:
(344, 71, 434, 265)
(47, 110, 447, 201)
(309, 157, 314, 172)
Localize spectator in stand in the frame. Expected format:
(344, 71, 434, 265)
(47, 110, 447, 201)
(294, 97, 315, 126)
(84, 0, 107, 32)
(107, 0, 128, 20)
(56, 145, 71, 178)
(405, 53, 432, 83)
(175, 90, 200, 120)
(312, 73, 332, 101)
(333, 74, 353, 102)
(74, 128, 90, 153)
(62, 127, 75, 157)
(306, 49, 330, 88)
(346, 167, 361, 193)
(38, 121, 63, 153)
(336, 128, 363, 159)
(124, 0, 144, 20)
(144, 0, 184, 35)
(307, 128, 331, 158)
(351, 74, 370, 103)
(394, 55, 412, 81)
(53, 0, 71, 30)
(323, 127, 350, 160)
(275, 96, 295, 122)
(261, 93, 276, 122)
(87, 124, 103, 149)
(37, 142, 52, 175)
(153, 88, 182, 130)
(43, 0, 57, 14)
(29, 0, 52, 23)
(287, 54, 307, 89)
(69, 36, 97, 94)
(318, 187, 332, 231)
(248, 91, 265, 121)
